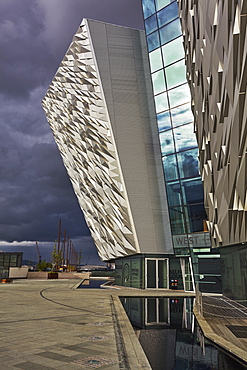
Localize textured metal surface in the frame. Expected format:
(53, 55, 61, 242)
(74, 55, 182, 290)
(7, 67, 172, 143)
(179, 0, 247, 248)
(42, 20, 140, 261)
(43, 19, 173, 261)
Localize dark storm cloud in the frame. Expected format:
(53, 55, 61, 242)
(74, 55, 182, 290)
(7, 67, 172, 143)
(0, 0, 143, 261)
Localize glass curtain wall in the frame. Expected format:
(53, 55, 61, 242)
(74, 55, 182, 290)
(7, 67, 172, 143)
(142, 0, 210, 259)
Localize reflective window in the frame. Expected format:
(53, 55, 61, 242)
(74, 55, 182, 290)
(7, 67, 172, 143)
(155, 0, 173, 11)
(169, 207, 187, 234)
(157, 111, 171, 131)
(170, 102, 194, 127)
(159, 18, 181, 45)
(147, 30, 160, 52)
(177, 148, 200, 179)
(159, 130, 175, 155)
(142, 0, 156, 19)
(165, 60, 187, 89)
(185, 204, 207, 233)
(162, 36, 184, 66)
(181, 178, 204, 205)
(149, 48, 163, 72)
(152, 70, 166, 95)
(10, 255, 17, 263)
(168, 83, 191, 108)
(145, 14, 158, 35)
(162, 154, 178, 181)
(4, 255, 10, 267)
(157, 1, 178, 28)
(173, 123, 198, 152)
(166, 181, 183, 207)
(154, 91, 169, 113)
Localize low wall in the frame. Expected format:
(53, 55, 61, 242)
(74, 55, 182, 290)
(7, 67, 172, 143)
(27, 271, 90, 280)
(9, 267, 29, 278)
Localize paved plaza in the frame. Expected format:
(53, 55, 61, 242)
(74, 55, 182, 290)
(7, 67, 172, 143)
(0, 279, 155, 369)
(5, 279, 246, 369)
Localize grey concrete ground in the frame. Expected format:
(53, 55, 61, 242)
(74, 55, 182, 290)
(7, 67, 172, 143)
(0, 279, 194, 369)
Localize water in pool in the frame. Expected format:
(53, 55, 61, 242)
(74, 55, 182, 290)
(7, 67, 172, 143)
(120, 297, 247, 370)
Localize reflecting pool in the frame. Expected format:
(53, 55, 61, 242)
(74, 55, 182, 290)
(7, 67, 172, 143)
(78, 279, 108, 289)
(120, 297, 247, 370)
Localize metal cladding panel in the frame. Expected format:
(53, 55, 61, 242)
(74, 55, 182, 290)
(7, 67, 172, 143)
(88, 20, 173, 254)
(179, 0, 247, 248)
(42, 19, 173, 260)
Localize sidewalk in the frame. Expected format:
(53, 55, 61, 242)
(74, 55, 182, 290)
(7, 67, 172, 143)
(194, 294, 247, 365)
(0, 279, 148, 369)
(0, 279, 195, 369)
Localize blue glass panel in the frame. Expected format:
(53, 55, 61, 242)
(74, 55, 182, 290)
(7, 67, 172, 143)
(177, 148, 200, 179)
(166, 181, 183, 207)
(154, 91, 169, 113)
(170, 102, 194, 127)
(162, 154, 178, 181)
(169, 206, 187, 234)
(157, 111, 171, 131)
(147, 30, 160, 52)
(152, 70, 166, 94)
(181, 178, 204, 205)
(142, 0, 156, 19)
(149, 48, 163, 72)
(185, 204, 207, 233)
(168, 83, 191, 108)
(165, 59, 187, 89)
(155, 0, 172, 11)
(145, 14, 158, 35)
(159, 18, 181, 45)
(157, 1, 179, 28)
(173, 123, 198, 152)
(162, 36, 184, 66)
(159, 130, 175, 155)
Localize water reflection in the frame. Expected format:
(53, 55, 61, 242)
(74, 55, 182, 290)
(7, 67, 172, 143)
(120, 297, 247, 370)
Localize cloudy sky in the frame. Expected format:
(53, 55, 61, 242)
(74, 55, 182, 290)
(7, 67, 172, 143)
(0, 0, 144, 263)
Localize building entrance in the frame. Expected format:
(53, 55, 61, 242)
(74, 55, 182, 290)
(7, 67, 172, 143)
(145, 258, 169, 289)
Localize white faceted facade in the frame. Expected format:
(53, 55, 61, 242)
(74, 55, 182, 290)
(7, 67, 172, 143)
(179, 0, 247, 248)
(42, 19, 172, 261)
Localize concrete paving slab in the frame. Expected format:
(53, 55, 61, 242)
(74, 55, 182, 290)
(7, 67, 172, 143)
(194, 295, 247, 366)
(0, 279, 198, 369)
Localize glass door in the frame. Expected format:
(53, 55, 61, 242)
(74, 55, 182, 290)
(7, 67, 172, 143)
(145, 258, 169, 289)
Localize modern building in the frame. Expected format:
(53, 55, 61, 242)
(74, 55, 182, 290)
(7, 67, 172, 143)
(178, 0, 247, 300)
(0, 252, 23, 279)
(141, 0, 221, 291)
(43, 10, 221, 291)
(43, 19, 175, 289)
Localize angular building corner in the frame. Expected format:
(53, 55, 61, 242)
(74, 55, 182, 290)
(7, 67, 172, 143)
(43, 5, 225, 291)
(179, 0, 247, 300)
(42, 19, 173, 280)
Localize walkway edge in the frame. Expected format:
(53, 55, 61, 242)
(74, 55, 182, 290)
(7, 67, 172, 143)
(111, 295, 151, 369)
(194, 305, 247, 365)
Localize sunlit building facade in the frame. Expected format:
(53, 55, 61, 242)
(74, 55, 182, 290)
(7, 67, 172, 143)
(179, 0, 247, 300)
(43, 19, 177, 289)
(43, 7, 222, 292)
(142, 0, 221, 292)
